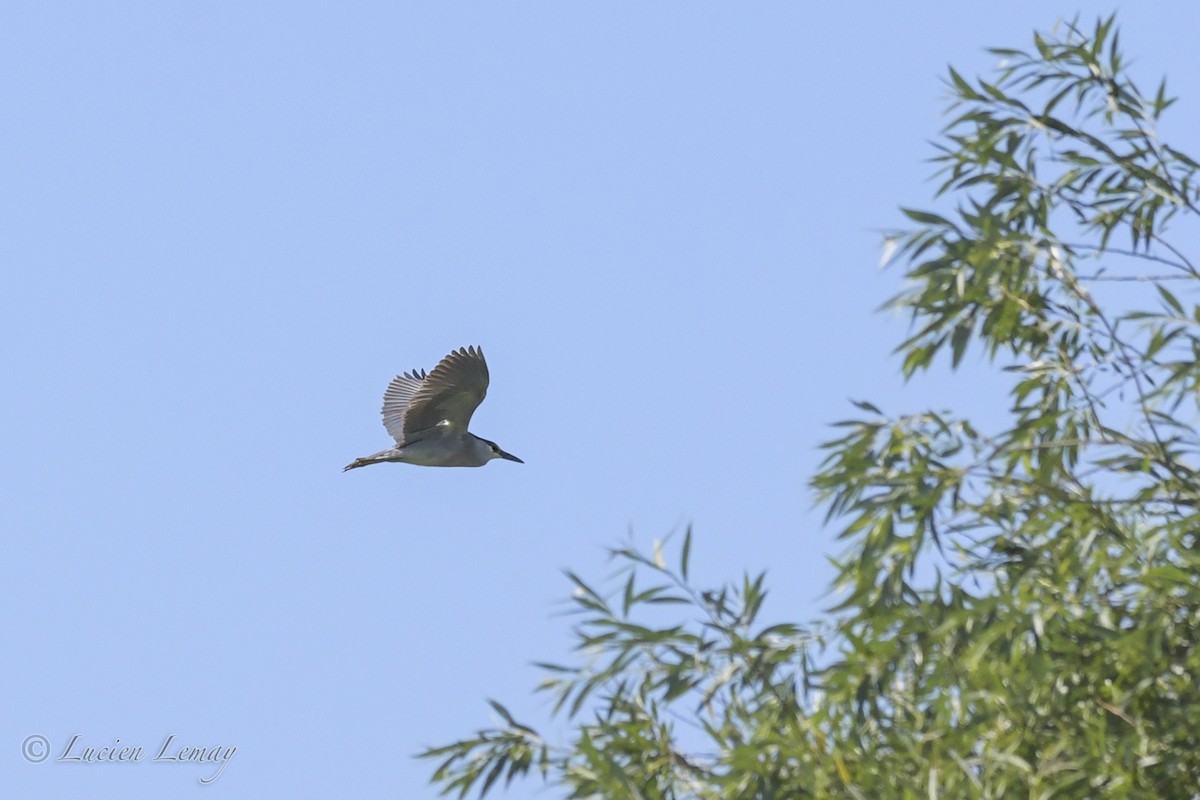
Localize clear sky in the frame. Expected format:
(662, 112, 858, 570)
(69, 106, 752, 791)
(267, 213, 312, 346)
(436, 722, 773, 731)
(4, 2, 1199, 797)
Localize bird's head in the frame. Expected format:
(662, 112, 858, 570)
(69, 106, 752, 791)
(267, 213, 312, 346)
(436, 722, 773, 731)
(478, 437, 524, 464)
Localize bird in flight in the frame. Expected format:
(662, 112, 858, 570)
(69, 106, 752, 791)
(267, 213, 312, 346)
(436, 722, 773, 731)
(344, 346, 523, 470)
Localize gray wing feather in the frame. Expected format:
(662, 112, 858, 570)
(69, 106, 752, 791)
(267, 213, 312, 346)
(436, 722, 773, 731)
(402, 346, 490, 435)
(381, 368, 427, 442)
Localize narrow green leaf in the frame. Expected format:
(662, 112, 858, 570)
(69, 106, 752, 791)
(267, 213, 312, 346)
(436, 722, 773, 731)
(681, 526, 692, 581)
(1157, 284, 1184, 315)
(901, 207, 955, 227)
(488, 699, 517, 727)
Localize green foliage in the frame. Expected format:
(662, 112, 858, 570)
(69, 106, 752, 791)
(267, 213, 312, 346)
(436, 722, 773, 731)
(422, 17, 1200, 798)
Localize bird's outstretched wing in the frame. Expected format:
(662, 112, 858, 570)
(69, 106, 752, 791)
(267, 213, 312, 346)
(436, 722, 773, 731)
(381, 346, 490, 440)
(381, 368, 428, 442)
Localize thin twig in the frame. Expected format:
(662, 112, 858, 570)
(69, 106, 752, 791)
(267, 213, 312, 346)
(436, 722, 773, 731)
(1077, 273, 1194, 282)
(1062, 241, 1195, 275)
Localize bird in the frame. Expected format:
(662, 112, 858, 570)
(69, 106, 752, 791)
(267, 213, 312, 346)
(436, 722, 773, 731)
(344, 346, 523, 471)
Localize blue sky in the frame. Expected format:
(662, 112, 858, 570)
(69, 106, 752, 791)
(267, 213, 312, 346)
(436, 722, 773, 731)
(4, 2, 1199, 797)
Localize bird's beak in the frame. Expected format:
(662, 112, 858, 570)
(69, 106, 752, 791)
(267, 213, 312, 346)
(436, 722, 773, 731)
(499, 450, 524, 464)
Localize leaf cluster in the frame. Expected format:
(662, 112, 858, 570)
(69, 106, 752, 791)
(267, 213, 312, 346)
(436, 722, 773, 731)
(422, 17, 1200, 799)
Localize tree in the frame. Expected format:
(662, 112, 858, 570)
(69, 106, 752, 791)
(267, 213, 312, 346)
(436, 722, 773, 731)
(421, 16, 1200, 798)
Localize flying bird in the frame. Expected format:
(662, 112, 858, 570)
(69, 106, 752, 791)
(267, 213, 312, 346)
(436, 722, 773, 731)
(344, 346, 523, 470)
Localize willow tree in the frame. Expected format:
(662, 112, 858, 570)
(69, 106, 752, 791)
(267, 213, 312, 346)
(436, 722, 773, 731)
(423, 17, 1200, 798)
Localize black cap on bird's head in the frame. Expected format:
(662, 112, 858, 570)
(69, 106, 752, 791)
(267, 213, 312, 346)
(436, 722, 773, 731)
(479, 437, 523, 464)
